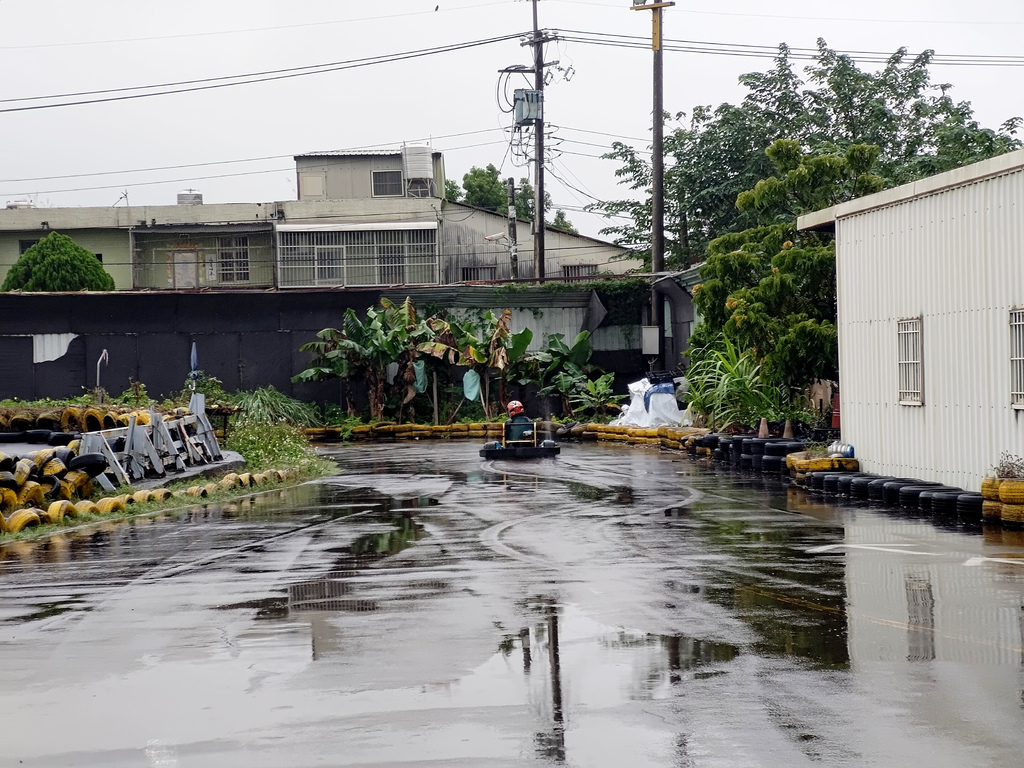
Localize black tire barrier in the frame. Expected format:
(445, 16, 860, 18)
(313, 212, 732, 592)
(898, 484, 944, 507)
(25, 429, 52, 444)
(740, 453, 754, 468)
(836, 473, 869, 496)
(850, 475, 880, 500)
(46, 431, 78, 446)
(703, 434, 720, 450)
(0, 432, 26, 443)
(918, 487, 962, 513)
(809, 472, 836, 491)
(748, 438, 768, 456)
(823, 474, 846, 494)
(956, 492, 984, 517)
(764, 441, 789, 457)
(761, 454, 784, 472)
(0, 471, 17, 490)
(712, 448, 724, 461)
(883, 480, 925, 506)
(784, 441, 806, 454)
(53, 447, 74, 466)
(751, 454, 764, 471)
(867, 477, 900, 501)
(928, 489, 964, 515)
(67, 453, 109, 478)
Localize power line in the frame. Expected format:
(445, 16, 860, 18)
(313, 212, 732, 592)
(0, 34, 528, 114)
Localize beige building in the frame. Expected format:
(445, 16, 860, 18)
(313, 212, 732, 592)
(0, 147, 639, 291)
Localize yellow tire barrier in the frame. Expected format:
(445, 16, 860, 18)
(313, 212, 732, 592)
(36, 411, 62, 431)
(57, 480, 75, 500)
(981, 477, 1003, 501)
(83, 407, 106, 432)
(67, 439, 81, 454)
(789, 457, 861, 473)
(74, 500, 99, 515)
(4, 508, 41, 533)
(132, 490, 152, 504)
(17, 481, 46, 508)
(31, 448, 56, 470)
(64, 470, 91, 489)
(1002, 504, 1024, 524)
(982, 500, 1003, 520)
(237, 473, 253, 487)
(149, 488, 173, 501)
(219, 473, 240, 489)
(116, 494, 135, 507)
(42, 458, 66, 476)
(9, 413, 33, 431)
(61, 406, 83, 431)
(998, 480, 1024, 505)
(0, 488, 17, 512)
(203, 483, 219, 496)
(49, 500, 75, 521)
(13, 459, 33, 486)
(95, 497, 125, 514)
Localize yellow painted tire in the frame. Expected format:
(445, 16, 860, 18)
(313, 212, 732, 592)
(57, 480, 75, 500)
(35, 411, 62, 431)
(52, 500, 77, 520)
(117, 494, 135, 506)
(203, 483, 218, 496)
(83, 407, 106, 432)
(74, 500, 99, 515)
(17, 481, 45, 508)
(999, 480, 1024, 505)
(0, 453, 13, 472)
(78, 480, 93, 500)
(64, 470, 91, 489)
(42, 458, 67, 477)
(218, 473, 240, 489)
(0, 488, 17, 511)
(43, 500, 73, 524)
(95, 496, 125, 514)
(131, 411, 151, 426)
(1003, 504, 1024, 524)
(237, 473, 253, 487)
(67, 439, 81, 455)
(149, 488, 172, 501)
(981, 477, 1003, 501)
(185, 485, 208, 498)
(982, 500, 1003, 520)
(13, 459, 33, 486)
(9, 413, 33, 432)
(5, 508, 41, 533)
(61, 406, 83, 432)
(249, 473, 263, 486)
(132, 490, 152, 504)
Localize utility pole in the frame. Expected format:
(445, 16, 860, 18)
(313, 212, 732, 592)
(507, 177, 519, 279)
(631, 1, 674, 367)
(531, 0, 546, 283)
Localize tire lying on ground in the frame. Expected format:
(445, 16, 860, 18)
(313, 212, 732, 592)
(94, 496, 125, 514)
(4, 508, 41, 533)
(46, 500, 75, 523)
(0, 488, 17, 512)
(68, 453, 109, 478)
(74, 500, 99, 515)
(0, 431, 27, 444)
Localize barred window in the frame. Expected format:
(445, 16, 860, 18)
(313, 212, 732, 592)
(897, 317, 923, 405)
(461, 266, 497, 282)
(218, 236, 250, 282)
(1011, 308, 1024, 407)
(562, 264, 597, 279)
(372, 170, 403, 197)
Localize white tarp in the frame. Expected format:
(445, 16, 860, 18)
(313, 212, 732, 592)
(610, 377, 688, 428)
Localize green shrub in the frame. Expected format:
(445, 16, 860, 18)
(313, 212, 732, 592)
(225, 422, 334, 474)
(2, 232, 115, 292)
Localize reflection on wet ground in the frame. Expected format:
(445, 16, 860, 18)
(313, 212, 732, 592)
(2, 442, 1024, 766)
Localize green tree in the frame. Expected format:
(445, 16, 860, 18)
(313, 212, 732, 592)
(443, 178, 463, 202)
(590, 41, 1020, 269)
(550, 209, 577, 234)
(2, 231, 115, 292)
(462, 164, 507, 211)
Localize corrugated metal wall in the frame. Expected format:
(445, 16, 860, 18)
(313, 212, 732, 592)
(836, 168, 1024, 490)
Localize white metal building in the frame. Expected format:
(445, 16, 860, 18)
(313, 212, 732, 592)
(798, 149, 1024, 491)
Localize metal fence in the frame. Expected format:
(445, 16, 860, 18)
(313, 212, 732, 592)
(277, 229, 437, 288)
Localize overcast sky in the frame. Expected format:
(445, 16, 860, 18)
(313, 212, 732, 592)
(2, 0, 1022, 238)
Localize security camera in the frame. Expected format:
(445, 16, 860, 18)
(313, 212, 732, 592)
(484, 232, 507, 242)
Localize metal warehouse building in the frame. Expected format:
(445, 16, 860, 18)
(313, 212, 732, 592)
(799, 149, 1024, 491)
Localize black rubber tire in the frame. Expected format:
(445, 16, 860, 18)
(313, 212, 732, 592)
(25, 429, 53, 444)
(712, 448, 724, 461)
(883, 480, 924, 505)
(930, 490, 963, 515)
(751, 454, 764, 471)
(783, 441, 806, 454)
(46, 431, 78, 446)
(0, 431, 26, 443)
(703, 434, 720, 450)
(836, 473, 867, 496)
(740, 453, 754, 468)
(37, 475, 60, 495)
(866, 477, 900, 501)
(748, 438, 768, 456)
(809, 472, 838, 491)
(956, 492, 984, 517)
(849, 475, 879, 499)
(897, 483, 942, 506)
(823, 474, 848, 494)
(761, 454, 783, 472)
(67, 453, 109, 477)
(918, 487, 961, 512)
(54, 447, 74, 466)
(764, 441, 789, 457)
(0, 471, 17, 489)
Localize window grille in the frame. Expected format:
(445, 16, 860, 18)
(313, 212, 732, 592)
(1012, 308, 1024, 407)
(562, 264, 598, 279)
(218, 236, 250, 282)
(897, 317, 924, 405)
(372, 170, 404, 197)
(461, 266, 497, 282)
(277, 229, 437, 288)
(18, 239, 38, 254)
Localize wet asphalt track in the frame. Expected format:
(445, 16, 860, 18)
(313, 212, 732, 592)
(3, 441, 1024, 767)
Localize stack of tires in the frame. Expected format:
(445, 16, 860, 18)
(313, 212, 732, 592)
(0, 446, 109, 533)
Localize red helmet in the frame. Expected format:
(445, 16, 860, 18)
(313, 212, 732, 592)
(507, 400, 524, 417)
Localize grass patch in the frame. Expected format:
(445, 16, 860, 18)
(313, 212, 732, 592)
(226, 422, 335, 474)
